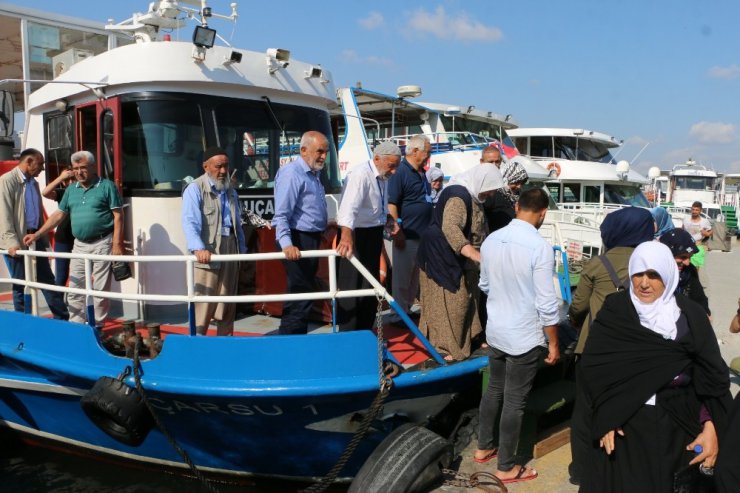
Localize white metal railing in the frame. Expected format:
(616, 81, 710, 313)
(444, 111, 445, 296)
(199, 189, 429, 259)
(0, 248, 449, 365)
(389, 131, 496, 152)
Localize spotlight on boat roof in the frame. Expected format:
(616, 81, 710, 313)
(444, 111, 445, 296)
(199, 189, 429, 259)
(445, 106, 462, 116)
(397, 85, 422, 99)
(648, 166, 661, 179)
(304, 65, 323, 79)
(616, 160, 630, 181)
(266, 48, 290, 74)
(467, 105, 475, 114)
(573, 129, 585, 136)
(223, 50, 242, 66)
(504, 114, 512, 122)
(193, 25, 216, 48)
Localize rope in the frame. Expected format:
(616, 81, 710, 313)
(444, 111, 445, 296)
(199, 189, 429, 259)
(301, 295, 394, 493)
(131, 336, 222, 493)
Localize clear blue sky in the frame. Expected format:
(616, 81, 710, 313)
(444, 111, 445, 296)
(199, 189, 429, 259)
(17, 0, 740, 174)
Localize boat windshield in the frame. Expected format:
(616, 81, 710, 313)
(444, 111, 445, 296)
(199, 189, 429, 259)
(604, 184, 650, 207)
(523, 136, 614, 163)
(120, 93, 341, 194)
(674, 176, 714, 190)
(439, 115, 517, 149)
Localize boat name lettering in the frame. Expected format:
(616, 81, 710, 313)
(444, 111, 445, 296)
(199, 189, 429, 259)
(146, 398, 311, 417)
(241, 198, 275, 219)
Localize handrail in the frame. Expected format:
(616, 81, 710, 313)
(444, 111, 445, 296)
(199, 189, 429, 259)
(0, 248, 449, 365)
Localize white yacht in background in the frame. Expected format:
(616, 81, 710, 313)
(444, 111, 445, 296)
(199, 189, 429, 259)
(665, 159, 723, 221)
(508, 127, 651, 224)
(336, 89, 603, 267)
(335, 86, 550, 181)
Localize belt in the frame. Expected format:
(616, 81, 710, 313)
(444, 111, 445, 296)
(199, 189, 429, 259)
(26, 228, 38, 234)
(79, 232, 112, 243)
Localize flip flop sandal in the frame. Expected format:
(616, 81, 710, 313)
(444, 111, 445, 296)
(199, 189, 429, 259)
(501, 465, 538, 484)
(473, 449, 498, 463)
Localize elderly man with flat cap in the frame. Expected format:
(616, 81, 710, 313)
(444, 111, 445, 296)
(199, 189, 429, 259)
(182, 146, 247, 336)
(335, 141, 401, 331)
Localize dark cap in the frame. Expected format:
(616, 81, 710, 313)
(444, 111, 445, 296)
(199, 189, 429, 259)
(659, 228, 698, 257)
(203, 146, 228, 162)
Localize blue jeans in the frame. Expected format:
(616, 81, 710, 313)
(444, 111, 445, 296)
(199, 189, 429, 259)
(478, 345, 543, 471)
(54, 241, 72, 287)
(3, 238, 69, 320)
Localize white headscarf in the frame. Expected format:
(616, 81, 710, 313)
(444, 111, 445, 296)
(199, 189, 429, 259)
(628, 241, 681, 340)
(447, 165, 504, 203)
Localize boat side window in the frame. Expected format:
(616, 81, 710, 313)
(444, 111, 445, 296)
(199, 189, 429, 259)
(546, 183, 560, 202)
(562, 183, 581, 203)
(530, 137, 553, 158)
(513, 137, 529, 155)
(584, 185, 600, 203)
(44, 111, 74, 183)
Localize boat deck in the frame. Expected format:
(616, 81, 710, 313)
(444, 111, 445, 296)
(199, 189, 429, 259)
(0, 291, 433, 367)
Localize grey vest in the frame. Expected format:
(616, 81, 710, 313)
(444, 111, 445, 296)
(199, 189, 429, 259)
(194, 173, 239, 269)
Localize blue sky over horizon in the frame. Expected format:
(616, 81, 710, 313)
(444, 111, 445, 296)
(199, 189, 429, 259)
(15, 0, 740, 174)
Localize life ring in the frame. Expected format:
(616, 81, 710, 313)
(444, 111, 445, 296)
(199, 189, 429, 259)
(348, 424, 452, 493)
(378, 251, 387, 285)
(80, 376, 154, 447)
(547, 162, 561, 178)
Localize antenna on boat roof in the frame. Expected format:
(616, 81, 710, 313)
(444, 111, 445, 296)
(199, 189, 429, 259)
(628, 142, 650, 166)
(105, 1, 238, 44)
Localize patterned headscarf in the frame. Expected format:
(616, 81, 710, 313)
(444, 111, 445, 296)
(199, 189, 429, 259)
(499, 159, 529, 205)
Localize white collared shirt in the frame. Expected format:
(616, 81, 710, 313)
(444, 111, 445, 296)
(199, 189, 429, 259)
(337, 160, 387, 230)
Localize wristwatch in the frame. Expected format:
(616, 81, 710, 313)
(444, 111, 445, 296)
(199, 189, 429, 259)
(396, 218, 403, 225)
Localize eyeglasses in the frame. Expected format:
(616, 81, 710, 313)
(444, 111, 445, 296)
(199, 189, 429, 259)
(71, 166, 88, 172)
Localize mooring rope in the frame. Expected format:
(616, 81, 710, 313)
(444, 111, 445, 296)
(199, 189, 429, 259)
(131, 336, 222, 493)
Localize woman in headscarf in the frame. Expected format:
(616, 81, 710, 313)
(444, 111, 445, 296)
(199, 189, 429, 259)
(483, 159, 529, 233)
(579, 241, 732, 493)
(416, 165, 504, 361)
(650, 206, 675, 239)
(426, 167, 445, 204)
(566, 206, 655, 484)
(659, 228, 710, 316)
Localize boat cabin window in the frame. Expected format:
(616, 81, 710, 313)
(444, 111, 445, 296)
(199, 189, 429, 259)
(546, 183, 560, 202)
(674, 176, 714, 191)
(118, 93, 340, 195)
(524, 182, 558, 210)
(584, 185, 601, 203)
(44, 112, 73, 182)
(530, 136, 553, 158)
(561, 183, 582, 203)
(604, 184, 650, 207)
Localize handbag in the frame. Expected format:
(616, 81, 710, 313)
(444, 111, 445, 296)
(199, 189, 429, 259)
(673, 463, 715, 493)
(112, 260, 132, 282)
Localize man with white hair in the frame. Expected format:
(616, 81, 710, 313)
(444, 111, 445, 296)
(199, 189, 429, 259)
(387, 134, 433, 320)
(182, 146, 247, 336)
(25, 150, 123, 326)
(272, 131, 330, 334)
(335, 141, 401, 331)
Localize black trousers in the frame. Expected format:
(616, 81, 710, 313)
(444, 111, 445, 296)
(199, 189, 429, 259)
(336, 226, 383, 331)
(277, 230, 322, 335)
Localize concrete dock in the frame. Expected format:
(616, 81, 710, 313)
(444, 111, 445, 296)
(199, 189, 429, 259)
(434, 238, 740, 493)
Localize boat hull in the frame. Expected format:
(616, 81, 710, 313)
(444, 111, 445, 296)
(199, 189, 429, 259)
(0, 312, 485, 481)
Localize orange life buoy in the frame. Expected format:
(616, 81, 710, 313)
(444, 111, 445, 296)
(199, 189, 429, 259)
(379, 251, 387, 285)
(547, 162, 561, 178)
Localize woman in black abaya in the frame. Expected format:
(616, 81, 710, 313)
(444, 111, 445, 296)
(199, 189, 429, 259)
(579, 241, 732, 493)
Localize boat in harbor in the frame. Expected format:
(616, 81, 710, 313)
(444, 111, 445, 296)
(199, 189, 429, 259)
(337, 88, 603, 263)
(0, 2, 491, 487)
(508, 127, 651, 224)
(663, 158, 724, 224)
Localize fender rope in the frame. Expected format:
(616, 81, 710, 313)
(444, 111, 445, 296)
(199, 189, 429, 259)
(132, 336, 222, 493)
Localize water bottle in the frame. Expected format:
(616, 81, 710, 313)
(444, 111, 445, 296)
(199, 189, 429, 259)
(693, 445, 714, 476)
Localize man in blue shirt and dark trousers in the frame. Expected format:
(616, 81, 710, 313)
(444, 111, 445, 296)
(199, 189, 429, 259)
(272, 131, 329, 334)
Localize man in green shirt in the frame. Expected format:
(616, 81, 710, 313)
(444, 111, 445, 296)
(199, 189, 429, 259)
(25, 150, 123, 326)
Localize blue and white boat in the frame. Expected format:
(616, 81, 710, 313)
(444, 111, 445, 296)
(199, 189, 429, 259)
(0, 1, 487, 486)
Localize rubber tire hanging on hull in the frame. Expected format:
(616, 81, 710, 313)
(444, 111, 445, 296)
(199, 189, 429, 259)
(348, 423, 452, 493)
(80, 376, 154, 447)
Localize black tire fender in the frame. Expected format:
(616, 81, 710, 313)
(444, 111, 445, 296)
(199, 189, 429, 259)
(349, 423, 452, 493)
(80, 376, 154, 447)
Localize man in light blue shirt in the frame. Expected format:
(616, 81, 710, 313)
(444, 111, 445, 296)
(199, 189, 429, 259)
(272, 131, 329, 334)
(474, 188, 560, 484)
(182, 147, 247, 336)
